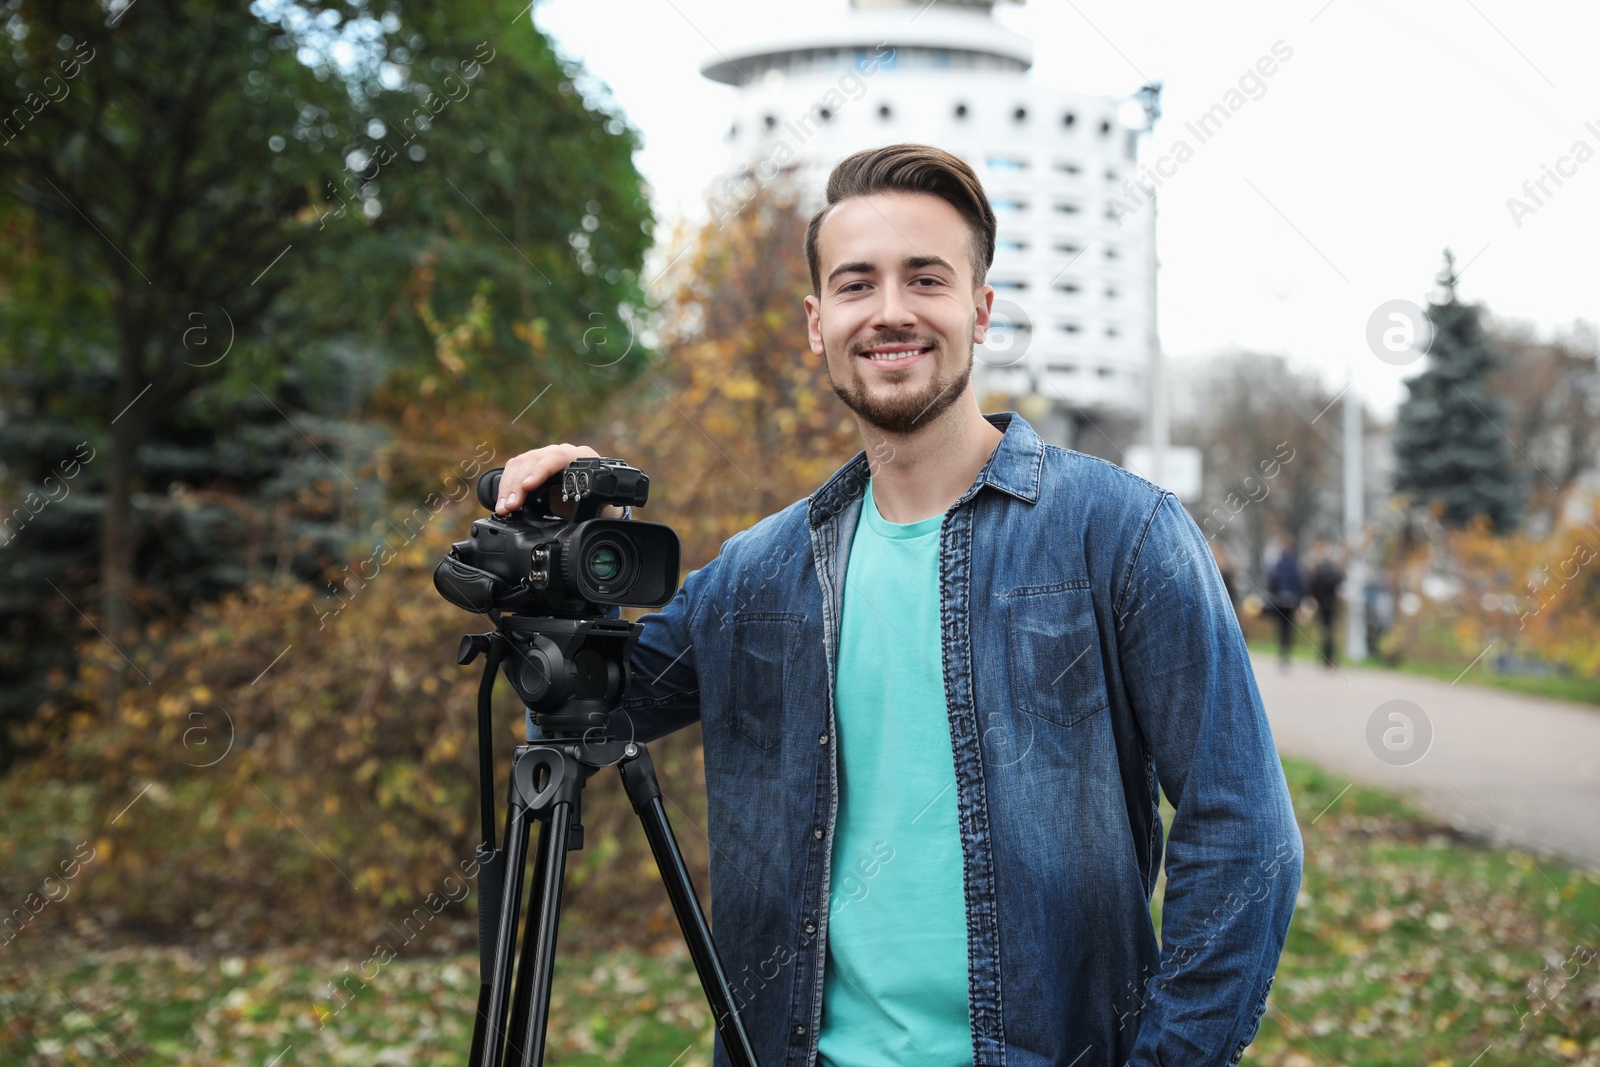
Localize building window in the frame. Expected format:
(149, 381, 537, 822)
(1106, 286, 1119, 299)
(987, 156, 1027, 171)
(1106, 326, 1120, 337)
(1097, 365, 1114, 376)
(1054, 202, 1081, 214)
(991, 199, 1027, 212)
(764, 114, 777, 130)
(1057, 282, 1080, 294)
(1105, 246, 1118, 259)
(954, 102, 968, 119)
(996, 238, 1028, 251)
(1058, 322, 1081, 334)
(1105, 169, 1118, 182)
(991, 279, 1028, 290)
(1048, 363, 1078, 373)
(1099, 118, 1112, 135)
(878, 104, 892, 120)
(1056, 161, 1081, 176)
(726, 123, 737, 141)
(818, 108, 832, 122)
(1056, 242, 1082, 255)
(1062, 111, 1076, 127)
(1013, 106, 1028, 122)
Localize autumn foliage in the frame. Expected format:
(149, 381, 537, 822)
(1379, 509, 1600, 677)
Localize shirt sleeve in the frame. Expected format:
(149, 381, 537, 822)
(1112, 491, 1304, 1066)
(604, 550, 721, 746)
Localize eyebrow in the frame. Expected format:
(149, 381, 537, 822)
(825, 254, 959, 287)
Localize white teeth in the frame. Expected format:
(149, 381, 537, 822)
(865, 349, 923, 361)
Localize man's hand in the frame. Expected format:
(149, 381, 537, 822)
(495, 443, 626, 519)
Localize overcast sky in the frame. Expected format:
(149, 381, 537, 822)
(533, 0, 1598, 416)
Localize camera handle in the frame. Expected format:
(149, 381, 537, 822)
(459, 629, 760, 1067)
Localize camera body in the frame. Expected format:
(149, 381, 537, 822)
(434, 457, 680, 619)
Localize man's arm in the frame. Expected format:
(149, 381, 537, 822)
(604, 554, 717, 745)
(1113, 492, 1304, 1066)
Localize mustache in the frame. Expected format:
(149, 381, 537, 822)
(848, 332, 938, 357)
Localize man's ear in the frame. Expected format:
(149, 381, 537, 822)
(804, 293, 825, 357)
(971, 283, 995, 345)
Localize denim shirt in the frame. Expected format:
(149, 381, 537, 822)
(608, 411, 1303, 1067)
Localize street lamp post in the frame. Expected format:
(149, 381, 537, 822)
(1343, 369, 1369, 661)
(1133, 82, 1165, 486)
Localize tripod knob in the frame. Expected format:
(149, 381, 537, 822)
(458, 633, 494, 665)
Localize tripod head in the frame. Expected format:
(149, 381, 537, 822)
(457, 616, 641, 740)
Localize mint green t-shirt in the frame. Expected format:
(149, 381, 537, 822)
(817, 480, 974, 1067)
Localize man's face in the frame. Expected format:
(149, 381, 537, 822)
(805, 191, 993, 435)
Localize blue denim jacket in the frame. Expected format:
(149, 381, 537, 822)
(609, 411, 1302, 1067)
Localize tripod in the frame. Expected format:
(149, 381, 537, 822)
(459, 617, 760, 1067)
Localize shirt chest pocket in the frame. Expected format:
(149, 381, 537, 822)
(1005, 583, 1109, 728)
(727, 612, 803, 753)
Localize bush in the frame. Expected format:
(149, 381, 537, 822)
(1379, 513, 1600, 676)
(1, 513, 710, 952)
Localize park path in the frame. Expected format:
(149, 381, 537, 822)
(1250, 652, 1600, 871)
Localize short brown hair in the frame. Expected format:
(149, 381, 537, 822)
(804, 143, 996, 295)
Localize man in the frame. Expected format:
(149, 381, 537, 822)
(496, 144, 1301, 1067)
(1266, 536, 1305, 671)
(1307, 540, 1346, 668)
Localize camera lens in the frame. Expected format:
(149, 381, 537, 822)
(588, 543, 623, 581)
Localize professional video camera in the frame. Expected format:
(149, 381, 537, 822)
(433, 457, 759, 1067)
(434, 456, 679, 619)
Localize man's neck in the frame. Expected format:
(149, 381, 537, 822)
(857, 396, 1005, 524)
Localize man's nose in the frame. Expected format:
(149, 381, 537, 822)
(871, 284, 916, 333)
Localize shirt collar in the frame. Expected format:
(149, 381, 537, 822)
(807, 411, 1045, 529)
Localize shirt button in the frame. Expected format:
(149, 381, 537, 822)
(804, 920, 816, 934)
(818, 732, 828, 744)
(813, 827, 823, 840)
(794, 1023, 806, 1036)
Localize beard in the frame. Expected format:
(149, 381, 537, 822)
(823, 331, 973, 435)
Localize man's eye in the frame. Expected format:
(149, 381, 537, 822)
(913, 277, 942, 286)
(842, 282, 868, 293)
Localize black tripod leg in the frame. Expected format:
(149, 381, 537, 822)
(503, 816, 552, 1064)
(619, 749, 761, 1067)
(468, 844, 503, 1066)
(509, 799, 576, 1067)
(467, 632, 506, 1066)
(477, 796, 532, 1067)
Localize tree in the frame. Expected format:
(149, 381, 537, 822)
(1485, 316, 1600, 534)
(0, 0, 653, 740)
(1169, 349, 1342, 592)
(1391, 250, 1526, 534)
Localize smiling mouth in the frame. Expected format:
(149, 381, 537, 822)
(858, 344, 934, 363)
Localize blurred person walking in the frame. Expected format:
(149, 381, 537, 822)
(1266, 536, 1304, 670)
(1307, 540, 1345, 668)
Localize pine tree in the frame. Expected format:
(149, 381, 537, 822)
(1391, 250, 1526, 533)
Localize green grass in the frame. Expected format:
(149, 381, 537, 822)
(0, 942, 716, 1066)
(1245, 636, 1600, 709)
(1249, 757, 1600, 1066)
(5, 757, 1598, 1066)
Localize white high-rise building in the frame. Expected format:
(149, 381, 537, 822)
(701, 0, 1157, 453)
